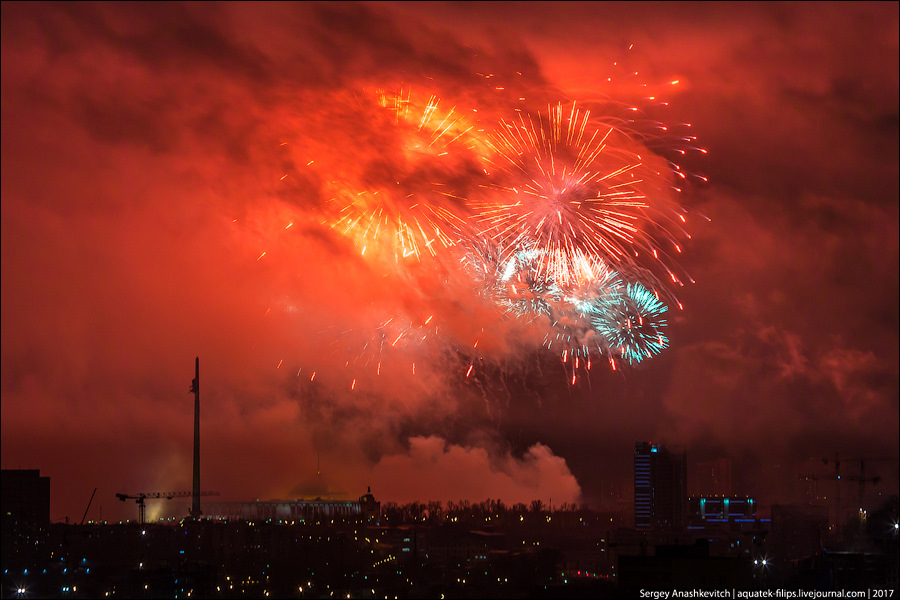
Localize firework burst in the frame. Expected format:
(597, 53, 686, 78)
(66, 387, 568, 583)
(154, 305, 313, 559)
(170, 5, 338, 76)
(322, 89, 485, 263)
(539, 255, 627, 381)
(281, 86, 700, 387)
(471, 101, 690, 287)
(592, 282, 669, 365)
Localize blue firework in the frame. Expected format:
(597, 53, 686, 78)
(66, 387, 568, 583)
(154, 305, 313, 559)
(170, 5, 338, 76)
(593, 282, 669, 364)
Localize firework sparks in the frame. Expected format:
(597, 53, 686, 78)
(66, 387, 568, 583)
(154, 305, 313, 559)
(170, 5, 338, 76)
(538, 255, 628, 381)
(471, 101, 690, 287)
(288, 90, 698, 386)
(592, 282, 670, 365)
(321, 89, 485, 264)
(462, 241, 557, 322)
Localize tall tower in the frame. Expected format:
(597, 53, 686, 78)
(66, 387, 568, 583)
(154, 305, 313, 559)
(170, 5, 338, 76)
(634, 442, 687, 531)
(189, 357, 201, 518)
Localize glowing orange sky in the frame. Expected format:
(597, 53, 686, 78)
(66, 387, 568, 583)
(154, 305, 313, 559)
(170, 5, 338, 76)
(2, 1, 897, 523)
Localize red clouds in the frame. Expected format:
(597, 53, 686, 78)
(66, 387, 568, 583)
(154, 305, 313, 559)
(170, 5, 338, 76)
(2, 2, 897, 521)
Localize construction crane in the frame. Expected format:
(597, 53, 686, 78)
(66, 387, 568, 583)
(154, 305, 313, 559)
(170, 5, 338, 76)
(116, 491, 220, 524)
(822, 455, 891, 510)
(803, 454, 892, 531)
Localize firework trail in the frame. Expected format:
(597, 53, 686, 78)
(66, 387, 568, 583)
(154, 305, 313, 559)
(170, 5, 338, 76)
(330, 313, 442, 384)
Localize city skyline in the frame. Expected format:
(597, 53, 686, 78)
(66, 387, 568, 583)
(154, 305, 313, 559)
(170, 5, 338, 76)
(2, 2, 898, 524)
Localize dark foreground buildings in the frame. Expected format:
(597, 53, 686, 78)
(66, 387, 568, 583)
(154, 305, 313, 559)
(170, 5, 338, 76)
(3, 456, 898, 598)
(1, 469, 51, 579)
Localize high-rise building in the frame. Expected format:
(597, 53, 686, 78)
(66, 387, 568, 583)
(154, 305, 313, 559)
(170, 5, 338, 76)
(634, 442, 687, 531)
(634, 444, 653, 529)
(1, 469, 50, 525)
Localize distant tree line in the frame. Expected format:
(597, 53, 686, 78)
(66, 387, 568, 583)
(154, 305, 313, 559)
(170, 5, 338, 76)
(378, 499, 606, 528)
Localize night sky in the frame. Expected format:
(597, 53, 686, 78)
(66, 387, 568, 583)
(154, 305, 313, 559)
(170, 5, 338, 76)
(2, 1, 897, 524)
